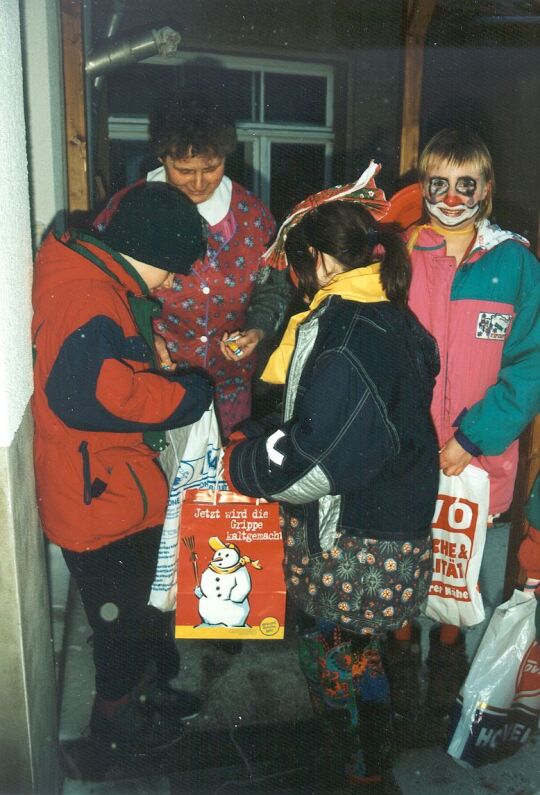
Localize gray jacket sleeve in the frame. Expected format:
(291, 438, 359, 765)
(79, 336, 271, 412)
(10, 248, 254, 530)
(245, 266, 295, 339)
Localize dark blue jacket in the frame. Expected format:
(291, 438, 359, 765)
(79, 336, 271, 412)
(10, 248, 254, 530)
(228, 296, 439, 549)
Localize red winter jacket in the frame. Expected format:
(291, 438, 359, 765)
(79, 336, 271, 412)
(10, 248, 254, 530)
(32, 231, 212, 551)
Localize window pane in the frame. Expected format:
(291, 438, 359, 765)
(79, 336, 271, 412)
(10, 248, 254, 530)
(226, 141, 254, 192)
(182, 64, 255, 121)
(107, 65, 177, 115)
(108, 140, 156, 194)
(270, 143, 327, 224)
(264, 73, 326, 125)
(107, 63, 256, 123)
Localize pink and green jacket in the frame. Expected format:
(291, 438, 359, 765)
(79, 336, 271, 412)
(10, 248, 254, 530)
(408, 220, 540, 514)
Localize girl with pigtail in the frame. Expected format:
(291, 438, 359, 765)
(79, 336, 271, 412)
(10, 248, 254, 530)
(222, 169, 439, 790)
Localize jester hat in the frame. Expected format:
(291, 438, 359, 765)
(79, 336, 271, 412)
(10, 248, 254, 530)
(262, 160, 391, 273)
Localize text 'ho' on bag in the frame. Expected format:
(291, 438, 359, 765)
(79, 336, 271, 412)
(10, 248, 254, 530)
(447, 589, 540, 768)
(148, 402, 227, 612)
(425, 464, 489, 627)
(176, 489, 285, 641)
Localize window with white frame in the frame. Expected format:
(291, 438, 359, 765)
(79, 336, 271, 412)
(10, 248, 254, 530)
(106, 52, 335, 222)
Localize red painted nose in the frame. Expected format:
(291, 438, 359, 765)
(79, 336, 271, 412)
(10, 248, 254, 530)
(444, 193, 465, 207)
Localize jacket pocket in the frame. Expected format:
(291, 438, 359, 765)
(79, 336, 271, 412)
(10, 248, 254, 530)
(79, 446, 155, 531)
(78, 441, 108, 505)
(126, 462, 149, 521)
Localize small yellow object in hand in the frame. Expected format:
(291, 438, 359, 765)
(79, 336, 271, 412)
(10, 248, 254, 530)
(225, 336, 243, 357)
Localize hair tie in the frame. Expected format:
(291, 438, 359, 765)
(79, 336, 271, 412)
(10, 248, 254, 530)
(366, 228, 380, 248)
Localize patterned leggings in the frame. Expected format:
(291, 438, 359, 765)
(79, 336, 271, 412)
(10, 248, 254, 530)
(296, 613, 395, 786)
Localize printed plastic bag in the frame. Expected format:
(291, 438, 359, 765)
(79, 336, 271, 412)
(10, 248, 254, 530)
(148, 403, 227, 611)
(447, 589, 540, 767)
(425, 465, 489, 627)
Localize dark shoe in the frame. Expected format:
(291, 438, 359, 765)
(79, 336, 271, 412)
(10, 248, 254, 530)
(425, 626, 469, 717)
(383, 624, 422, 717)
(90, 699, 184, 753)
(134, 679, 201, 720)
(138, 682, 201, 720)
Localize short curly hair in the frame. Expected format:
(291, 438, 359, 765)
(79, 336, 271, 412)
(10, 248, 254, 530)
(149, 92, 238, 161)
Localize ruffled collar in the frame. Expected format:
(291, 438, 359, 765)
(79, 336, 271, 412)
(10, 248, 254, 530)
(146, 166, 232, 226)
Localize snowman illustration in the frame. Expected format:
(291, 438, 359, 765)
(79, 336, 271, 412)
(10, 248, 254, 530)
(194, 536, 263, 627)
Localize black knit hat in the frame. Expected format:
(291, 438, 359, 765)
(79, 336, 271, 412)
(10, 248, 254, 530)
(98, 182, 207, 274)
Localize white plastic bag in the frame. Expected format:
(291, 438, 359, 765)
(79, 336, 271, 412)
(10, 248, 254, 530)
(149, 403, 227, 611)
(447, 589, 540, 767)
(425, 464, 489, 627)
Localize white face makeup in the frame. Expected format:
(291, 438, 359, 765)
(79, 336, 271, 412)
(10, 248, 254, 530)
(423, 161, 489, 228)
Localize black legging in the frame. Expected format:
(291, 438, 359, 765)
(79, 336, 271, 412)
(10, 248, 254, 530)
(62, 526, 179, 700)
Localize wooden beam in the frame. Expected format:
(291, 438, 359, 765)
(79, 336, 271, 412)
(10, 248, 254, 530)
(61, 0, 89, 212)
(399, 0, 437, 176)
(407, 0, 438, 39)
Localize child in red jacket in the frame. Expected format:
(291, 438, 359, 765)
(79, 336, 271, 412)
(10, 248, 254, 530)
(33, 183, 212, 752)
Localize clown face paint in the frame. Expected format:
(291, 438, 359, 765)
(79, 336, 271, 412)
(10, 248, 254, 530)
(423, 161, 489, 228)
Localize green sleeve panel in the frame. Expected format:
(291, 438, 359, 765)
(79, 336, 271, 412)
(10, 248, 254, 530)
(460, 246, 540, 455)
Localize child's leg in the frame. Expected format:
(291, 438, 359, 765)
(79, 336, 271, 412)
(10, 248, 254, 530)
(296, 616, 395, 788)
(425, 623, 469, 718)
(384, 623, 422, 717)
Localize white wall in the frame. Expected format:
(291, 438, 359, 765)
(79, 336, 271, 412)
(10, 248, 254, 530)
(0, 0, 34, 448)
(0, 0, 67, 449)
(20, 0, 67, 245)
(0, 3, 64, 790)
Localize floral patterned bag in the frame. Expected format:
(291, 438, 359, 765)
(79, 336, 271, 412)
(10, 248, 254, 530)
(283, 509, 432, 636)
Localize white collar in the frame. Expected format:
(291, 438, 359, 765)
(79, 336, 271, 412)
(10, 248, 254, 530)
(146, 166, 232, 226)
(474, 218, 529, 252)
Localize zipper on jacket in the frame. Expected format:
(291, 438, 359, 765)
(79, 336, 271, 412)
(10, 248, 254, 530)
(126, 462, 148, 520)
(437, 259, 455, 440)
(78, 441, 93, 505)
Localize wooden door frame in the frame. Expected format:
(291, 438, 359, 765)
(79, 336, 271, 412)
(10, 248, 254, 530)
(61, 0, 89, 212)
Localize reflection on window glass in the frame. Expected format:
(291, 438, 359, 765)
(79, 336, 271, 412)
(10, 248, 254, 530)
(271, 144, 326, 224)
(183, 65, 255, 121)
(265, 73, 326, 125)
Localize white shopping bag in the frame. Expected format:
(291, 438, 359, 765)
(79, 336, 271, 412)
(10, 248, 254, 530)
(425, 465, 489, 627)
(149, 402, 227, 611)
(447, 589, 540, 767)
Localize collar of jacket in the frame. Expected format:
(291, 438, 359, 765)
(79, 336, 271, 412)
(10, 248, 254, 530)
(406, 219, 529, 260)
(262, 263, 387, 385)
(60, 230, 167, 452)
